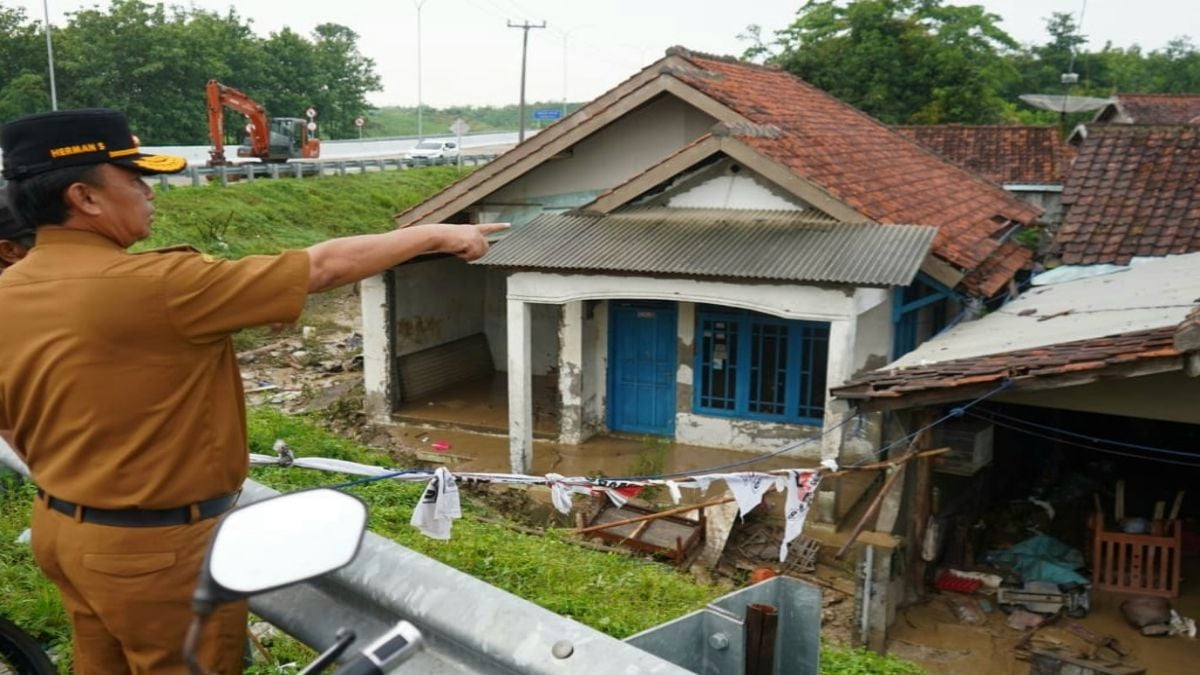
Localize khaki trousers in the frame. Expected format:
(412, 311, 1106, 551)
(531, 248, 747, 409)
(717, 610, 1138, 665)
(31, 497, 248, 674)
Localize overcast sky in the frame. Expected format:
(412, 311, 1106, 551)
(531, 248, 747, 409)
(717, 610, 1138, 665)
(14, 0, 1200, 109)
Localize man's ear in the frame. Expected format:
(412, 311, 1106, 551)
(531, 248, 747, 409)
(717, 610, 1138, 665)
(0, 240, 27, 266)
(63, 181, 103, 217)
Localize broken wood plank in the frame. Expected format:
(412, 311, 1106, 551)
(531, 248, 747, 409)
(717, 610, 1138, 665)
(570, 496, 731, 535)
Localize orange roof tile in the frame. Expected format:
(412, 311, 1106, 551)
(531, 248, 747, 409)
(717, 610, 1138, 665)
(894, 125, 1074, 185)
(672, 52, 1042, 274)
(1053, 125, 1200, 265)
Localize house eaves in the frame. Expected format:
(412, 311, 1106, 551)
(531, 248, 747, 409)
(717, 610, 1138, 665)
(391, 55, 753, 228)
(474, 208, 936, 287)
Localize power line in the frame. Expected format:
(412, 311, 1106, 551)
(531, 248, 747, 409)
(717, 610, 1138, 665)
(970, 408, 1200, 459)
(966, 411, 1200, 469)
(507, 19, 546, 142)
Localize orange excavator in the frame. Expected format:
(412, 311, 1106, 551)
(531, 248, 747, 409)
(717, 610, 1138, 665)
(205, 79, 320, 166)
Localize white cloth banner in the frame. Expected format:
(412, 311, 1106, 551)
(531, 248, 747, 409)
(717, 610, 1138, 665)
(546, 473, 593, 514)
(409, 467, 461, 540)
(721, 472, 779, 519)
(780, 469, 822, 562)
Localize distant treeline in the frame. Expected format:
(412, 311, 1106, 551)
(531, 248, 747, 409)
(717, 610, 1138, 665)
(743, 0, 1200, 125)
(4, 0, 1197, 145)
(0, 0, 379, 143)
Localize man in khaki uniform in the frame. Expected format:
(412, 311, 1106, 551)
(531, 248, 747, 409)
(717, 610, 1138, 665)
(0, 108, 505, 674)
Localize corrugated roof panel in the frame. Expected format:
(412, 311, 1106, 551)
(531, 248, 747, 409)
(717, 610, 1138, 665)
(476, 208, 937, 286)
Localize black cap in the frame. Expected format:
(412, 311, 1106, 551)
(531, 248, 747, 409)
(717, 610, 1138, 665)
(0, 193, 32, 241)
(1, 108, 186, 180)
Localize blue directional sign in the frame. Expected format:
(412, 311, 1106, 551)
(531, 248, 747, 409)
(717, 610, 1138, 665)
(532, 109, 562, 121)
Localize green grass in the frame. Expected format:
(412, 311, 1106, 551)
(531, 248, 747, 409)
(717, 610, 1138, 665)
(0, 410, 919, 673)
(139, 166, 464, 257)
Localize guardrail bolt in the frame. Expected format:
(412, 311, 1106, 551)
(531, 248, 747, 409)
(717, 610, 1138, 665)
(708, 633, 730, 651)
(551, 640, 574, 659)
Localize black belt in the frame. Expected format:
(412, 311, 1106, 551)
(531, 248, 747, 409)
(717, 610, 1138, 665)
(37, 489, 240, 528)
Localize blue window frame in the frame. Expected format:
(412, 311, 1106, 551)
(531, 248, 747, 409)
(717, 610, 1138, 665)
(892, 273, 958, 359)
(695, 307, 829, 425)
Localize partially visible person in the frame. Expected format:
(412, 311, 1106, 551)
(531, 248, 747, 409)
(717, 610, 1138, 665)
(0, 107, 506, 674)
(0, 193, 32, 273)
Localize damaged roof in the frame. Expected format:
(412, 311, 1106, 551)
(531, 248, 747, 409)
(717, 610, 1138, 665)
(475, 208, 937, 286)
(893, 124, 1073, 186)
(667, 52, 1041, 277)
(831, 252, 1200, 408)
(1053, 125, 1200, 265)
(1094, 94, 1200, 125)
(394, 47, 1040, 297)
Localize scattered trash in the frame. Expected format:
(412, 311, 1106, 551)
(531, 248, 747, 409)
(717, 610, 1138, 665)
(944, 595, 986, 625)
(1169, 610, 1197, 638)
(15, 528, 30, 545)
(935, 568, 983, 594)
(301, 326, 316, 340)
(1120, 596, 1171, 634)
(431, 440, 452, 452)
(1006, 607, 1046, 631)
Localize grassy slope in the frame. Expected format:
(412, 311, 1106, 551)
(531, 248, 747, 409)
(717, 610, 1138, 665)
(139, 166, 463, 257)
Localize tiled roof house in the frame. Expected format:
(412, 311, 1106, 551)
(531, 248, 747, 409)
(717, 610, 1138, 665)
(1094, 94, 1200, 125)
(365, 47, 1045, 477)
(1052, 125, 1200, 265)
(894, 125, 1073, 186)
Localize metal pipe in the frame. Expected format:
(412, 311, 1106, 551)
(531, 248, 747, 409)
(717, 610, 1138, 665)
(42, 0, 58, 110)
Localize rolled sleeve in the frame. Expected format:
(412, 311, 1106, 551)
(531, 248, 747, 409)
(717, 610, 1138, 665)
(163, 250, 310, 343)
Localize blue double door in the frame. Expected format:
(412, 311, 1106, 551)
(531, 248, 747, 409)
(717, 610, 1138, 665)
(608, 302, 677, 435)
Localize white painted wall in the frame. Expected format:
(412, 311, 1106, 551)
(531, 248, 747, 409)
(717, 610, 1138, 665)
(507, 272, 861, 321)
(999, 370, 1200, 424)
(487, 96, 715, 204)
(390, 257, 486, 357)
(482, 268, 509, 371)
(361, 273, 393, 423)
(667, 170, 806, 210)
(581, 300, 607, 436)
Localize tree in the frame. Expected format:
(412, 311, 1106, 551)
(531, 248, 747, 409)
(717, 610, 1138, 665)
(767, 0, 1019, 124)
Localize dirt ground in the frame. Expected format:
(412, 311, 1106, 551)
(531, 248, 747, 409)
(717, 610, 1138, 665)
(887, 582, 1200, 674)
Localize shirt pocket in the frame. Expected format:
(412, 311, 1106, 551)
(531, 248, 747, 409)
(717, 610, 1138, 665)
(81, 552, 177, 578)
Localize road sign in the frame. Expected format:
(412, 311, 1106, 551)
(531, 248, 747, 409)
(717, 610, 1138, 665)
(532, 109, 561, 121)
(305, 107, 317, 119)
(449, 117, 469, 136)
(354, 116, 365, 128)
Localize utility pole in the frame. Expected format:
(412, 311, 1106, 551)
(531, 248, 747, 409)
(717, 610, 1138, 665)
(414, 0, 428, 141)
(507, 19, 545, 143)
(43, 0, 58, 110)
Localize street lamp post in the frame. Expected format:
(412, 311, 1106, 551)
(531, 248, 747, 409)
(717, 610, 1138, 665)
(43, 0, 58, 110)
(414, 0, 428, 141)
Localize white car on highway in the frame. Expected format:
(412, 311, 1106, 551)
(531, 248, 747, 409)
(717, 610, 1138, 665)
(404, 140, 459, 165)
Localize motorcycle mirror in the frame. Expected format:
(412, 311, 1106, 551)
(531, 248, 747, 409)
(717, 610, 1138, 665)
(192, 488, 368, 613)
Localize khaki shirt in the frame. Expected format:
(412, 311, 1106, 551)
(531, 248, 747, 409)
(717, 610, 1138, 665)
(0, 229, 309, 509)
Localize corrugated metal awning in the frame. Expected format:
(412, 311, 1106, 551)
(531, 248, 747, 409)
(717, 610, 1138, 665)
(475, 207, 937, 286)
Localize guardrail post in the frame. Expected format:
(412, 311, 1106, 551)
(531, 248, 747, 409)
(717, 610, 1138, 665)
(337, 161, 346, 177)
(245, 165, 255, 182)
(218, 164, 228, 187)
(269, 163, 280, 180)
(293, 163, 303, 179)
(158, 174, 170, 190)
(190, 166, 201, 187)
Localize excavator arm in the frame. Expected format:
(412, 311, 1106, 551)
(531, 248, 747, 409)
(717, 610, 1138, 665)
(206, 79, 272, 166)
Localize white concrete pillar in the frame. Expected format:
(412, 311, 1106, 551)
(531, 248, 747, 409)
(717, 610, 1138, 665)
(360, 273, 392, 423)
(558, 301, 585, 445)
(507, 299, 533, 473)
(821, 318, 857, 462)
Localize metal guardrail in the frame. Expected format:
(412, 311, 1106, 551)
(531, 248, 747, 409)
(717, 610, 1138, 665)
(162, 155, 497, 189)
(0, 449, 691, 673)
